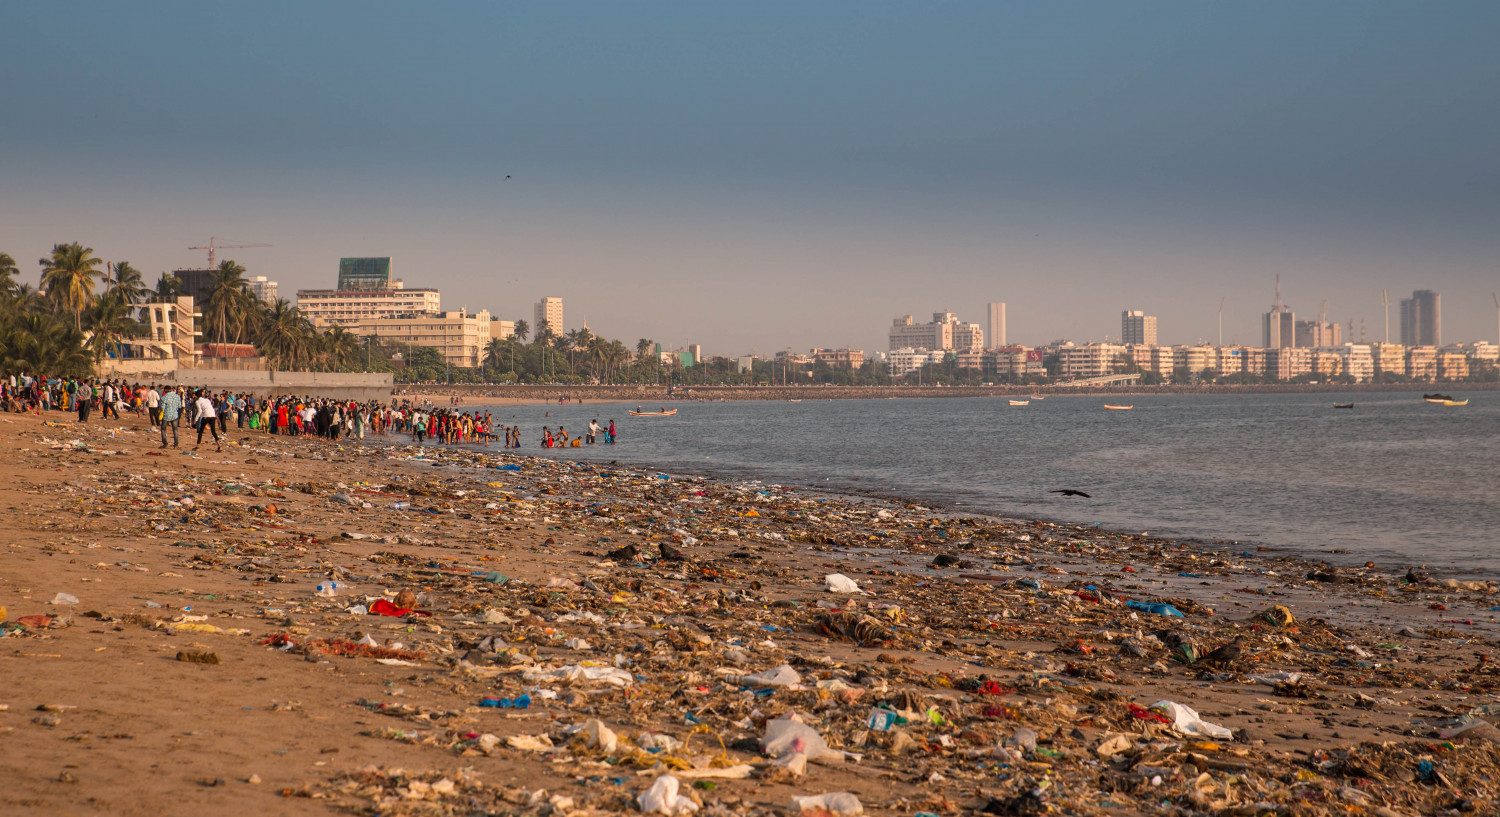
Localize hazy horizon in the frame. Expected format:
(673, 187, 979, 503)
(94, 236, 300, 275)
(3, 2, 1497, 355)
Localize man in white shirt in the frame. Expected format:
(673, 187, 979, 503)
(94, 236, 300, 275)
(193, 390, 222, 452)
(146, 385, 161, 428)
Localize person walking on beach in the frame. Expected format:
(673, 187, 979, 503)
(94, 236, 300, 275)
(146, 384, 161, 428)
(159, 386, 183, 448)
(193, 390, 222, 452)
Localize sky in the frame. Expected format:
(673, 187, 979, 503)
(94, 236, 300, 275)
(2, 2, 1498, 354)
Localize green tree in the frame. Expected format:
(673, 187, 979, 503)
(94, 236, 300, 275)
(106, 260, 149, 305)
(0, 252, 19, 297)
(512, 319, 529, 343)
(84, 292, 142, 362)
(39, 242, 106, 332)
(255, 298, 312, 370)
(155, 272, 181, 298)
(202, 260, 252, 344)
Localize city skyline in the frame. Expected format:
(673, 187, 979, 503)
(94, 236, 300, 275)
(2, 3, 1498, 354)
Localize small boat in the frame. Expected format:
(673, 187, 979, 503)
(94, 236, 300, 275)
(786, 399, 802, 403)
(628, 408, 677, 416)
(1333, 403, 1354, 409)
(1009, 399, 1029, 406)
(1104, 404, 1134, 411)
(1030, 395, 1046, 400)
(1424, 393, 1455, 404)
(1443, 400, 1469, 407)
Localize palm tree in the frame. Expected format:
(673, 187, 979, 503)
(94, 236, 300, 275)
(106, 260, 149, 305)
(0, 252, 19, 297)
(513, 319, 529, 343)
(155, 272, 181, 298)
(483, 337, 507, 372)
(203, 260, 251, 344)
(39, 242, 106, 332)
(255, 298, 312, 370)
(321, 325, 360, 371)
(85, 293, 142, 362)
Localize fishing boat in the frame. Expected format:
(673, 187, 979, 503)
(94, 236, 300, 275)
(1333, 403, 1354, 409)
(1442, 400, 1469, 407)
(1423, 393, 1456, 404)
(1009, 399, 1029, 406)
(1030, 395, 1046, 400)
(628, 408, 677, 417)
(1104, 404, 1134, 411)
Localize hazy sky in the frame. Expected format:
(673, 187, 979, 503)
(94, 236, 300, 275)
(3, 2, 1498, 354)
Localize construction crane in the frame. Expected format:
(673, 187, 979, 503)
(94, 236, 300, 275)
(188, 236, 271, 268)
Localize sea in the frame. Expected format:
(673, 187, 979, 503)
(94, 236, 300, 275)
(466, 392, 1500, 577)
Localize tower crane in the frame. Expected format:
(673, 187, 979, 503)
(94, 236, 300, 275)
(188, 236, 271, 268)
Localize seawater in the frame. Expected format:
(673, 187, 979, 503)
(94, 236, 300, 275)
(470, 392, 1500, 576)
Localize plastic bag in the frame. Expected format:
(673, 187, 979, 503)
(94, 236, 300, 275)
(1125, 600, 1184, 617)
(762, 713, 843, 763)
(49, 593, 80, 605)
(581, 718, 618, 752)
(1149, 701, 1233, 740)
(790, 792, 862, 814)
(741, 664, 802, 688)
(637, 775, 698, 815)
(825, 574, 862, 593)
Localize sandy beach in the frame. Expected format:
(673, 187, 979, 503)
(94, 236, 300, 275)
(3, 408, 1499, 817)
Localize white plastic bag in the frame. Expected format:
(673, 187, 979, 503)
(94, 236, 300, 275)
(825, 574, 862, 593)
(790, 792, 862, 814)
(742, 664, 802, 688)
(762, 713, 844, 763)
(1149, 700, 1233, 740)
(582, 718, 618, 752)
(49, 592, 80, 605)
(637, 774, 698, 815)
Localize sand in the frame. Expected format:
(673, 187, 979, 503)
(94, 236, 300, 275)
(2, 408, 1498, 816)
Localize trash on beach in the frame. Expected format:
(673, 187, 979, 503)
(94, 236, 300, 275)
(637, 774, 698, 815)
(1149, 700, 1234, 740)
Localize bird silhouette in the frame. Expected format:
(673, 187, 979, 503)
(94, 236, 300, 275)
(505, 175, 512, 179)
(1198, 636, 1244, 667)
(659, 542, 685, 562)
(1050, 489, 1091, 498)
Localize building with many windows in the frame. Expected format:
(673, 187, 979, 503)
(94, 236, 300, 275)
(1400, 290, 1441, 347)
(1405, 346, 1437, 381)
(987, 302, 1006, 348)
(337, 257, 393, 291)
(534, 297, 564, 335)
(247, 275, 279, 305)
(811, 348, 865, 368)
(297, 285, 442, 328)
(1058, 343, 1125, 379)
(348, 310, 493, 368)
(1121, 310, 1158, 346)
(888, 312, 982, 352)
(1369, 342, 1406, 379)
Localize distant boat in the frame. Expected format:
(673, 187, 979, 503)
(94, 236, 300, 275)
(1443, 400, 1469, 407)
(629, 408, 677, 416)
(1424, 393, 1456, 404)
(1009, 399, 1029, 406)
(1030, 395, 1046, 400)
(1104, 404, 1134, 411)
(1333, 402, 1354, 409)
(786, 399, 802, 403)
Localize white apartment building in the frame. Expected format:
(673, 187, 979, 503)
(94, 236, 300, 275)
(888, 347, 947, 377)
(1406, 346, 1437, 380)
(1121, 310, 1158, 346)
(247, 275, 279, 305)
(1266, 347, 1312, 381)
(1369, 342, 1406, 378)
(888, 312, 983, 352)
(297, 285, 442, 328)
(535, 297, 564, 334)
(1336, 344, 1374, 382)
(348, 310, 492, 368)
(490, 320, 516, 340)
(1058, 343, 1125, 379)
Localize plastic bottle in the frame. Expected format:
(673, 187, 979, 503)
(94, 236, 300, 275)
(315, 581, 348, 597)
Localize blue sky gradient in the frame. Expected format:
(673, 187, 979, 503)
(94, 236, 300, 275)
(2, 2, 1497, 352)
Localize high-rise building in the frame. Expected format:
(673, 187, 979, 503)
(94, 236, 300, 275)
(1399, 290, 1441, 347)
(987, 302, 1006, 348)
(1120, 310, 1158, 346)
(337, 257, 392, 291)
(889, 312, 982, 352)
(1262, 276, 1295, 349)
(247, 275, 279, 305)
(1295, 319, 1341, 348)
(169, 268, 218, 305)
(534, 297, 564, 335)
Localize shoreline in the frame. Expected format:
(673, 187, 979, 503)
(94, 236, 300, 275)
(3, 409, 1500, 815)
(396, 382, 1500, 404)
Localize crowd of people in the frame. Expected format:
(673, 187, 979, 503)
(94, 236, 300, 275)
(0, 371, 618, 453)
